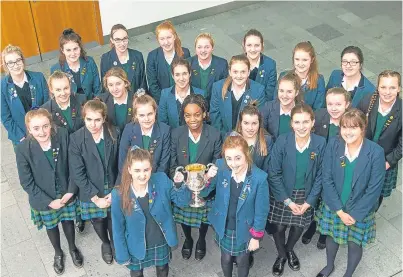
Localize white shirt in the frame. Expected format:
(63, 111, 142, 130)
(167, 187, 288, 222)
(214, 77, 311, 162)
(165, 51, 176, 65)
(231, 168, 247, 183)
(341, 76, 360, 91)
(280, 104, 295, 116)
(120, 52, 130, 64)
(113, 93, 128, 105)
(378, 99, 396, 116)
(345, 140, 363, 163)
(296, 136, 311, 153)
(175, 87, 191, 104)
(231, 84, 246, 101)
(13, 73, 28, 89)
(93, 128, 104, 144)
(251, 56, 260, 70)
(189, 129, 201, 143)
(58, 100, 71, 111)
(141, 126, 153, 137)
(41, 140, 52, 151)
(132, 183, 149, 198)
(199, 59, 211, 70)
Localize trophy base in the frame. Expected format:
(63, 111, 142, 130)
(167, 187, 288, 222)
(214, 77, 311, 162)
(189, 198, 206, 208)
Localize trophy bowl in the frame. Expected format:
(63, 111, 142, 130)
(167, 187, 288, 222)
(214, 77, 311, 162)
(175, 163, 214, 208)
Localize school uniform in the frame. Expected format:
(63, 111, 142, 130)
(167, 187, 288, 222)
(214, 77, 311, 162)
(249, 54, 277, 102)
(326, 69, 376, 107)
(262, 100, 293, 140)
(69, 124, 120, 220)
(170, 124, 222, 227)
(111, 172, 191, 269)
(317, 137, 385, 246)
(357, 93, 402, 197)
(146, 47, 191, 103)
(189, 54, 228, 104)
(276, 71, 325, 110)
(41, 94, 86, 134)
(118, 121, 171, 178)
(200, 159, 269, 256)
(267, 132, 326, 228)
(15, 127, 78, 229)
(51, 57, 101, 100)
(158, 86, 206, 128)
(314, 108, 340, 140)
(1, 71, 49, 144)
(210, 79, 266, 134)
(98, 92, 134, 132)
(100, 48, 147, 93)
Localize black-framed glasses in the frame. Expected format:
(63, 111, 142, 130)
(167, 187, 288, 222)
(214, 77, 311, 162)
(5, 58, 23, 68)
(341, 60, 360, 66)
(113, 37, 129, 44)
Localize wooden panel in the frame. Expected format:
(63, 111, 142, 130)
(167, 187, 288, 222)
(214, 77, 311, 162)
(0, 1, 40, 59)
(30, 0, 103, 54)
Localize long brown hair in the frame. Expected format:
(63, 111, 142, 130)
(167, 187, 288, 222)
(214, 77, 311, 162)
(235, 103, 268, 156)
(222, 134, 253, 170)
(292, 41, 318, 91)
(58, 28, 87, 67)
(222, 55, 250, 99)
(118, 148, 153, 214)
(109, 24, 129, 49)
(103, 67, 131, 92)
(340, 108, 367, 132)
(278, 71, 303, 103)
(243, 29, 264, 51)
(155, 21, 184, 57)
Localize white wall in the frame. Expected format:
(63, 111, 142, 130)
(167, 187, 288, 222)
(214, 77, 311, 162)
(99, 0, 233, 36)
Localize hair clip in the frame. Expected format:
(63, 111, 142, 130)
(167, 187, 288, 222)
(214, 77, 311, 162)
(229, 131, 242, 137)
(131, 145, 141, 151)
(307, 40, 312, 45)
(135, 88, 146, 97)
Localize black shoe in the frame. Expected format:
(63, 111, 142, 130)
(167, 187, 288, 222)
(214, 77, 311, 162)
(301, 236, 311, 244)
(101, 243, 113, 265)
(249, 254, 254, 269)
(286, 251, 300, 271)
(316, 267, 334, 277)
(69, 248, 84, 268)
(75, 221, 85, 234)
(194, 240, 206, 261)
(181, 238, 193, 260)
(317, 240, 326, 250)
(272, 256, 287, 276)
(53, 253, 65, 275)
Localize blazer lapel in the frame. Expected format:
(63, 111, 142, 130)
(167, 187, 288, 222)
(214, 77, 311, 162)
(79, 58, 87, 84)
(286, 133, 297, 176)
(50, 133, 61, 171)
(147, 178, 156, 211)
(179, 127, 190, 164)
(272, 101, 280, 137)
(31, 138, 54, 172)
(223, 92, 232, 130)
(305, 135, 317, 180)
(126, 92, 134, 123)
(149, 124, 161, 154)
(236, 173, 252, 213)
(132, 124, 144, 148)
(105, 94, 117, 125)
(85, 127, 102, 166)
(195, 125, 208, 162)
(127, 53, 136, 84)
(222, 169, 231, 210)
(207, 56, 218, 87)
(69, 95, 79, 131)
(369, 96, 379, 136)
(379, 100, 400, 137)
(103, 126, 112, 170)
(191, 58, 201, 88)
(351, 141, 370, 188)
(169, 87, 180, 125)
(51, 100, 68, 129)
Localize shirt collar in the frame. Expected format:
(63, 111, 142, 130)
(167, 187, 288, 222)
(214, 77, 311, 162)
(280, 104, 295, 116)
(175, 87, 191, 104)
(378, 99, 396, 116)
(231, 84, 246, 100)
(142, 126, 153, 137)
(58, 99, 71, 111)
(93, 128, 104, 144)
(345, 140, 363, 162)
(231, 167, 248, 183)
(251, 56, 261, 70)
(189, 129, 201, 143)
(295, 136, 311, 153)
(198, 59, 211, 70)
(40, 140, 52, 151)
(113, 93, 128, 105)
(341, 74, 363, 91)
(13, 73, 28, 88)
(165, 51, 176, 65)
(131, 183, 149, 198)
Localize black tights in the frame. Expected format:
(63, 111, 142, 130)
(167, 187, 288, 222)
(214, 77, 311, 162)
(319, 236, 363, 277)
(130, 264, 169, 277)
(221, 250, 249, 277)
(181, 223, 209, 244)
(272, 224, 303, 258)
(91, 212, 113, 248)
(302, 221, 327, 243)
(46, 220, 77, 256)
(376, 195, 384, 212)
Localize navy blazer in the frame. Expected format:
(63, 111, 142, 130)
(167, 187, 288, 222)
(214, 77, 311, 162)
(69, 124, 120, 202)
(169, 124, 222, 178)
(98, 91, 134, 132)
(16, 127, 76, 211)
(269, 132, 326, 206)
(189, 54, 228, 103)
(314, 108, 339, 139)
(118, 121, 171, 178)
(1, 71, 49, 144)
(210, 79, 266, 134)
(200, 159, 269, 246)
(146, 47, 191, 103)
(158, 86, 206, 128)
(51, 57, 101, 99)
(253, 54, 277, 102)
(326, 69, 376, 107)
(262, 99, 293, 140)
(100, 48, 147, 93)
(41, 94, 86, 134)
(276, 71, 325, 110)
(322, 138, 385, 221)
(357, 93, 402, 167)
(112, 173, 191, 263)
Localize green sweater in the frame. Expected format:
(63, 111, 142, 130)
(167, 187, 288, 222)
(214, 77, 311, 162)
(341, 159, 357, 205)
(294, 149, 309, 189)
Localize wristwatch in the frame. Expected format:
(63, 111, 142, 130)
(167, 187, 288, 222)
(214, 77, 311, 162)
(284, 199, 292, 206)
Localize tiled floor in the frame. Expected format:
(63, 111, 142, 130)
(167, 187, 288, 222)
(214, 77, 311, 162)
(1, 1, 402, 277)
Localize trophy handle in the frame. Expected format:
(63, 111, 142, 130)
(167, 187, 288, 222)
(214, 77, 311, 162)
(205, 163, 215, 172)
(175, 166, 186, 175)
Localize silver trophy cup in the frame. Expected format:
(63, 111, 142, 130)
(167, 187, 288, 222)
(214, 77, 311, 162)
(175, 163, 214, 208)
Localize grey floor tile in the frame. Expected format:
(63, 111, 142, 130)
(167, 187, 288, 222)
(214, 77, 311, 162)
(376, 216, 402, 258)
(389, 214, 402, 233)
(378, 191, 402, 220)
(306, 23, 344, 42)
(43, 258, 86, 277)
(361, 243, 402, 277)
(1, 255, 8, 277)
(0, 181, 11, 194)
(1, 190, 16, 210)
(1, 204, 31, 248)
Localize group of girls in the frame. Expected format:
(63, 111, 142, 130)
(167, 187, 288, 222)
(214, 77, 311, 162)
(1, 19, 401, 277)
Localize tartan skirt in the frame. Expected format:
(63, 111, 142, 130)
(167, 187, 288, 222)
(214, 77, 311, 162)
(173, 199, 212, 227)
(127, 243, 171, 271)
(382, 166, 399, 197)
(80, 188, 112, 220)
(268, 189, 314, 228)
(31, 199, 79, 230)
(316, 203, 376, 247)
(214, 229, 248, 257)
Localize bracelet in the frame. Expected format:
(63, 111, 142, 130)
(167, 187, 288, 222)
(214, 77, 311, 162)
(284, 199, 292, 206)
